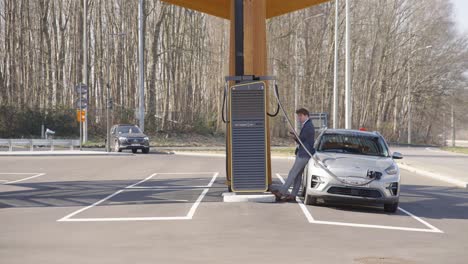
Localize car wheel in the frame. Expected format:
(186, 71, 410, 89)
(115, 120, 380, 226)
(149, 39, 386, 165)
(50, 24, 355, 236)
(304, 195, 317, 206)
(114, 140, 121, 152)
(132, 149, 137, 154)
(384, 202, 399, 213)
(142, 148, 149, 154)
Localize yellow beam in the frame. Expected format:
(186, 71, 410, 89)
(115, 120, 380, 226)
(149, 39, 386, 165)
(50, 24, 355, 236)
(161, 0, 330, 20)
(266, 0, 330, 18)
(160, 0, 230, 19)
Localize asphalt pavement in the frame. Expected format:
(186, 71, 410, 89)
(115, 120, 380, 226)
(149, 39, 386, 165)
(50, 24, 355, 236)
(0, 152, 467, 264)
(392, 146, 468, 188)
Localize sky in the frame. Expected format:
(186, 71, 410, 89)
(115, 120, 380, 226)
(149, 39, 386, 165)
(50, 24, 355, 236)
(451, 0, 468, 34)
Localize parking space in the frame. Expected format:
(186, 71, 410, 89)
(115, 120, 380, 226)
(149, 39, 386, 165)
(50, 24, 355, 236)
(58, 172, 219, 222)
(1, 154, 468, 264)
(275, 173, 442, 233)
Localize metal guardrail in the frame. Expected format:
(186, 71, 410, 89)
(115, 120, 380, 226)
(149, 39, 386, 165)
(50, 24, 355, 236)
(0, 139, 80, 151)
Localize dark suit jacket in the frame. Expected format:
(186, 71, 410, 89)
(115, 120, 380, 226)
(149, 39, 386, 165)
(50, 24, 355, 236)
(295, 119, 315, 158)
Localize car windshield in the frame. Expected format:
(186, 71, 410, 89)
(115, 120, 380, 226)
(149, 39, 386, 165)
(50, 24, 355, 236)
(318, 134, 389, 157)
(118, 126, 142, 134)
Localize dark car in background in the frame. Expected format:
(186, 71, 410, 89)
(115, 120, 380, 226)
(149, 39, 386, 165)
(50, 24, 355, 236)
(110, 124, 150, 153)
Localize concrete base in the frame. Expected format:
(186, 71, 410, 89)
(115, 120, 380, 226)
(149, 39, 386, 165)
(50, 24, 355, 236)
(222, 192, 276, 203)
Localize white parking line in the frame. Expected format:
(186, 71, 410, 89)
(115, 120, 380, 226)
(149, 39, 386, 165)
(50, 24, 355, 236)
(126, 185, 213, 189)
(276, 173, 315, 222)
(309, 220, 442, 233)
(275, 173, 443, 233)
(187, 172, 218, 219)
(398, 207, 443, 233)
(58, 172, 219, 222)
(57, 190, 125, 221)
(0, 173, 45, 184)
(126, 173, 158, 188)
(151, 172, 218, 175)
(0, 172, 44, 174)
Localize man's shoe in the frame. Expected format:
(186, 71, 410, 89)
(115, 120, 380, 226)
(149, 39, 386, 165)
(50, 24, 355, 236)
(271, 191, 283, 202)
(284, 195, 297, 202)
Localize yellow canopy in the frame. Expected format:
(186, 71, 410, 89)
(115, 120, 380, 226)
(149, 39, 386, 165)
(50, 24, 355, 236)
(160, 0, 330, 19)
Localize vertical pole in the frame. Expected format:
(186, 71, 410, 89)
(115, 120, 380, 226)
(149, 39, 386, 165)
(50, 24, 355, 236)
(234, 0, 244, 76)
(138, 0, 145, 132)
(228, 0, 270, 189)
(345, 0, 351, 129)
(106, 35, 111, 153)
(451, 104, 455, 147)
(333, 0, 339, 129)
(79, 83, 82, 150)
(106, 83, 110, 152)
(407, 61, 412, 145)
(83, 0, 88, 143)
(294, 31, 299, 133)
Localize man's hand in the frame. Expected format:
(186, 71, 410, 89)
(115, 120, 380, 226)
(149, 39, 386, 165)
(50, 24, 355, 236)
(289, 131, 298, 142)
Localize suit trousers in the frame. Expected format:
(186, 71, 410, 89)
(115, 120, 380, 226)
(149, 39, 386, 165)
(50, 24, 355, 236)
(279, 156, 309, 197)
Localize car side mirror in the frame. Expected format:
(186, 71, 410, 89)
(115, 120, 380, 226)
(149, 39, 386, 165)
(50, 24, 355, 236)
(392, 152, 403, 159)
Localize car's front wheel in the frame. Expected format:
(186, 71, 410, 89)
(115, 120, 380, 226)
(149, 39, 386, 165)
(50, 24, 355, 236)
(304, 195, 317, 206)
(142, 148, 149, 154)
(384, 202, 399, 213)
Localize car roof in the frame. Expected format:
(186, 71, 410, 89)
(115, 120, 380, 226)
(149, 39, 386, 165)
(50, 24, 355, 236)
(322, 129, 381, 137)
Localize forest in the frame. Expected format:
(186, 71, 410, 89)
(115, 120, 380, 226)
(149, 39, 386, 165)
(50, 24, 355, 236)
(0, 0, 467, 144)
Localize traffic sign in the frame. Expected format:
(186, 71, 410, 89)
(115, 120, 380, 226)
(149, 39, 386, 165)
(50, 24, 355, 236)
(76, 110, 86, 122)
(75, 98, 88, 109)
(75, 83, 88, 94)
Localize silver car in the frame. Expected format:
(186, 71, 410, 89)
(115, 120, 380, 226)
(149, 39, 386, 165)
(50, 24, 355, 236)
(302, 129, 402, 212)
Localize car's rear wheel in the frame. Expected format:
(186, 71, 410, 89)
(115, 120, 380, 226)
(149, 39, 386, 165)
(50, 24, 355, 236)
(114, 140, 121, 152)
(131, 149, 138, 154)
(304, 195, 317, 206)
(142, 148, 149, 154)
(384, 202, 399, 213)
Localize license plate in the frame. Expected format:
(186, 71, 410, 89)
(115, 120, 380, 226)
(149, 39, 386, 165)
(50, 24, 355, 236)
(339, 177, 369, 187)
(347, 181, 369, 188)
(131, 144, 140, 146)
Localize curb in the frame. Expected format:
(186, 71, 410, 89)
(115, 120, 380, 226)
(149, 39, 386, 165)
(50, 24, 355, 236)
(425, 147, 468, 156)
(397, 162, 468, 189)
(0, 151, 133, 157)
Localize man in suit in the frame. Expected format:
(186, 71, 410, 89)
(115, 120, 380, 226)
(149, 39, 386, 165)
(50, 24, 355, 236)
(273, 108, 315, 202)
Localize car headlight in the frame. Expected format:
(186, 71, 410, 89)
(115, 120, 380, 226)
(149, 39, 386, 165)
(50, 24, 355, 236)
(118, 137, 127, 142)
(385, 164, 398, 175)
(144, 137, 149, 141)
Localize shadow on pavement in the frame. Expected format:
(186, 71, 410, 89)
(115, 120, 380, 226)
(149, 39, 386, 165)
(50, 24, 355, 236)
(1, 178, 467, 221)
(302, 184, 468, 220)
(0, 177, 225, 209)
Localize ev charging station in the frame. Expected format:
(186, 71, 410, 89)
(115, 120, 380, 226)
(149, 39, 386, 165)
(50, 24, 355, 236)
(161, 0, 330, 193)
(227, 81, 269, 192)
